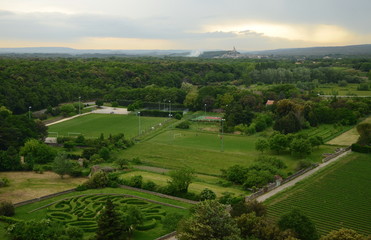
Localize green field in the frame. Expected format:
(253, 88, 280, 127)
(265, 152, 371, 236)
(315, 83, 371, 96)
(123, 128, 337, 176)
(0, 188, 191, 240)
(48, 113, 168, 138)
(120, 170, 246, 197)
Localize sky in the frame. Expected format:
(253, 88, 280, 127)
(0, 0, 371, 51)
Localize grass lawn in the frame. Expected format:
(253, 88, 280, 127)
(0, 188, 192, 240)
(0, 171, 86, 203)
(265, 152, 371, 236)
(120, 170, 247, 197)
(48, 113, 168, 139)
(122, 129, 337, 176)
(327, 116, 371, 146)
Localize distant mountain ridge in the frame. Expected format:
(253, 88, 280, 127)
(244, 44, 371, 56)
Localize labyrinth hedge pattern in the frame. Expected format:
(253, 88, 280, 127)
(46, 195, 167, 232)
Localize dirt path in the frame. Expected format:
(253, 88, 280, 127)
(45, 112, 91, 126)
(256, 150, 351, 202)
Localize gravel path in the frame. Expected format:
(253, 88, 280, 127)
(256, 150, 351, 202)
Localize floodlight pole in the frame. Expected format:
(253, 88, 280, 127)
(138, 111, 141, 136)
(28, 106, 32, 120)
(78, 96, 81, 114)
(204, 104, 206, 116)
(221, 118, 225, 152)
(169, 100, 171, 117)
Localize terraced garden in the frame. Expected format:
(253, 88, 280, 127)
(265, 152, 371, 236)
(301, 124, 353, 143)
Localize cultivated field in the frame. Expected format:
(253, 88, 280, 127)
(0, 171, 85, 203)
(265, 152, 371, 236)
(327, 116, 371, 145)
(48, 113, 168, 138)
(0, 188, 191, 240)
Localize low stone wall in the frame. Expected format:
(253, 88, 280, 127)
(155, 231, 177, 240)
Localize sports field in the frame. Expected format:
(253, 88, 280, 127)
(265, 152, 371, 236)
(48, 113, 168, 138)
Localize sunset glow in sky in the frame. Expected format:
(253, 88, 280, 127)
(0, 0, 370, 50)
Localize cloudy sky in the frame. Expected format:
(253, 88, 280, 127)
(1, 0, 370, 51)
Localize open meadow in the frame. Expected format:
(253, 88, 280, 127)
(265, 152, 371, 236)
(315, 83, 371, 96)
(0, 171, 85, 203)
(48, 113, 168, 139)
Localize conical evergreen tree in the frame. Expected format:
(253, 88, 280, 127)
(96, 198, 124, 240)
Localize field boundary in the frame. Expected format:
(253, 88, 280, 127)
(13, 189, 76, 207)
(246, 147, 351, 202)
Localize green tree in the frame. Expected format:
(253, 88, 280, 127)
(199, 188, 217, 201)
(162, 212, 184, 233)
(20, 139, 57, 168)
(255, 139, 269, 153)
(320, 228, 367, 240)
(115, 158, 129, 169)
(278, 208, 319, 240)
(52, 152, 73, 179)
(356, 122, 371, 145)
(96, 198, 126, 240)
(168, 167, 195, 193)
(60, 104, 76, 117)
(177, 200, 240, 240)
(96, 100, 104, 107)
(290, 138, 312, 157)
(269, 133, 289, 154)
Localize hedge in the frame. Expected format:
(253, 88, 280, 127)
(139, 110, 183, 118)
(351, 143, 371, 153)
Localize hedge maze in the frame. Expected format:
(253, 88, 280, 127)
(46, 194, 167, 232)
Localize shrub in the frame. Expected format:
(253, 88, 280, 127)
(176, 121, 190, 129)
(162, 212, 184, 232)
(142, 180, 157, 191)
(199, 188, 217, 201)
(174, 113, 182, 120)
(0, 201, 15, 216)
(296, 160, 313, 171)
(0, 177, 10, 187)
(129, 175, 143, 188)
(84, 171, 109, 189)
(351, 143, 371, 153)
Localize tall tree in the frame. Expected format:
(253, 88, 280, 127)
(52, 152, 73, 179)
(168, 167, 195, 193)
(278, 208, 319, 240)
(177, 200, 240, 240)
(96, 198, 126, 240)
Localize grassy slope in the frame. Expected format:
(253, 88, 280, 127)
(0, 188, 192, 240)
(48, 113, 167, 138)
(265, 152, 371, 236)
(123, 129, 336, 175)
(327, 116, 371, 146)
(120, 170, 247, 197)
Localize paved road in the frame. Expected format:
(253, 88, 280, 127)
(256, 150, 351, 202)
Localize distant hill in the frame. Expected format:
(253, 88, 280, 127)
(1, 44, 371, 58)
(0, 47, 191, 57)
(245, 44, 371, 57)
